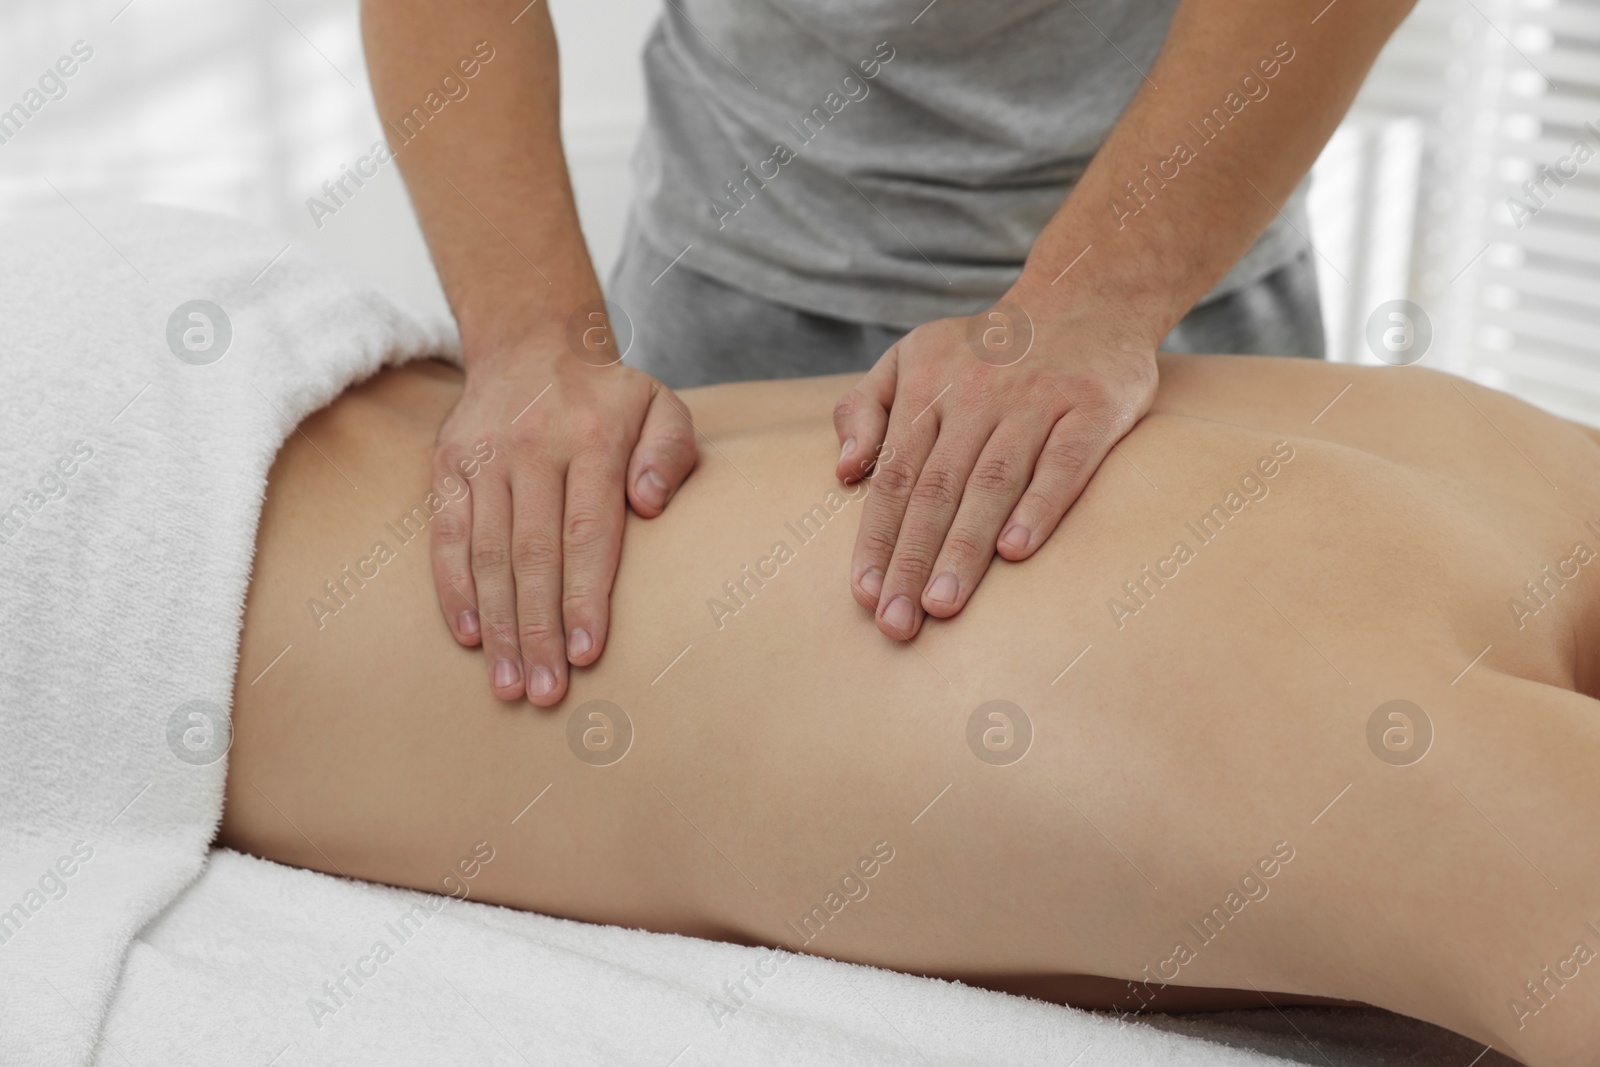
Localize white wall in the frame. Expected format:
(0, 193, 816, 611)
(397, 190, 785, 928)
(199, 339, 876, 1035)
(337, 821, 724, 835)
(0, 0, 655, 327)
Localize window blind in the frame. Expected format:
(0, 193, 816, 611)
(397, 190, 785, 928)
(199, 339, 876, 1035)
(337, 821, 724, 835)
(1312, 0, 1600, 426)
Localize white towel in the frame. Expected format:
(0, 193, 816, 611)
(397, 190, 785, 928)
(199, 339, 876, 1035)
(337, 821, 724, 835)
(95, 848, 1503, 1067)
(0, 205, 1499, 1067)
(0, 203, 449, 1064)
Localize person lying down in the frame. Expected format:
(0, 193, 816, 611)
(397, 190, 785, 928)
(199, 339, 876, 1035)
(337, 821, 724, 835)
(220, 352, 1600, 1067)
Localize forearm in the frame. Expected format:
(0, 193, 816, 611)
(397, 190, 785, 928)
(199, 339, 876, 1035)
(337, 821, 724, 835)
(361, 0, 599, 363)
(1007, 0, 1416, 342)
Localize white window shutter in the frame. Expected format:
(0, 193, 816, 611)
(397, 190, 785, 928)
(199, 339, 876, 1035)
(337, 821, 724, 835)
(1311, 0, 1600, 425)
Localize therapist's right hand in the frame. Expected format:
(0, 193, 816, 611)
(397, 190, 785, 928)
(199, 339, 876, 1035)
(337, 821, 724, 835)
(430, 328, 698, 707)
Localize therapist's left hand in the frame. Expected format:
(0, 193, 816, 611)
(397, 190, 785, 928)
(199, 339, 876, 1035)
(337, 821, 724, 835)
(833, 302, 1158, 640)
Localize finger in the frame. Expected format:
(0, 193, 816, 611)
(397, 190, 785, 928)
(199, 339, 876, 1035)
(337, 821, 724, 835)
(996, 408, 1116, 561)
(562, 440, 628, 669)
(510, 460, 569, 707)
(874, 420, 988, 639)
(430, 448, 482, 646)
(628, 385, 698, 518)
(833, 344, 898, 484)
(847, 373, 940, 614)
(921, 418, 1052, 618)
(468, 474, 525, 701)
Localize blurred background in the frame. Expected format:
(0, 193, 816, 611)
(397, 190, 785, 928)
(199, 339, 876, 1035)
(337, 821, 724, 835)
(3, 0, 1598, 420)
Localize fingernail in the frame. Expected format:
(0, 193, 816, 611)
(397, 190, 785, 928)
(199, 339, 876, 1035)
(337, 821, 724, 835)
(840, 436, 855, 461)
(458, 610, 480, 638)
(927, 572, 958, 605)
(636, 469, 668, 508)
(529, 666, 556, 698)
(1001, 523, 1030, 552)
(859, 568, 884, 599)
(568, 628, 592, 659)
(881, 596, 915, 634)
(493, 658, 520, 690)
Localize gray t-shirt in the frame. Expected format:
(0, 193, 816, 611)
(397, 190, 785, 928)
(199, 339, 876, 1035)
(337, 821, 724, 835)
(626, 0, 1312, 332)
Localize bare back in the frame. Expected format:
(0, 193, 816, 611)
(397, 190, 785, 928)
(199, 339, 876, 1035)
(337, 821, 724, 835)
(223, 354, 1600, 1066)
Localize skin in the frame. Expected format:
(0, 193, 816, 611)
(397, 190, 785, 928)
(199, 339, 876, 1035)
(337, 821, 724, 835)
(836, 0, 1416, 642)
(363, 0, 698, 707)
(360, 0, 1416, 710)
(224, 354, 1600, 1067)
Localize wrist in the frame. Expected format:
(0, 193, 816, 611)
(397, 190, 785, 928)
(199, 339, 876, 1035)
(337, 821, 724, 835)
(999, 265, 1174, 354)
(455, 278, 607, 372)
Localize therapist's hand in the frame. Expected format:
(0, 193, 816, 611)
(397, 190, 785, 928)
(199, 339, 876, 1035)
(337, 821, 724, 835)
(432, 332, 697, 706)
(820, 0, 1420, 643)
(833, 304, 1157, 640)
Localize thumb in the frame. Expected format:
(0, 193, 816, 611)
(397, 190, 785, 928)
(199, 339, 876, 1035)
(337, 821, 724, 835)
(833, 342, 899, 483)
(628, 384, 699, 517)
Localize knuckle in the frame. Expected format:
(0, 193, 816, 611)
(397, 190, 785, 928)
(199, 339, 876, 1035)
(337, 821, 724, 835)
(563, 508, 608, 553)
(871, 455, 919, 498)
(960, 367, 999, 400)
(1011, 490, 1046, 525)
(518, 617, 560, 646)
(1060, 368, 1111, 400)
(968, 452, 1022, 496)
(462, 426, 502, 454)
(910, 466, 963, 511)
(1045, 430, 1096, 479)
(888, 542, 938, 579)
(562, 585, 602, 616)
(508, 419, 549, 452)
(858, 524, 902, 563)
(939, 530, 988, 568)
(470, 538, 510, 573)
(832, 392, 861, 424)
(568, 409, 618, 451)
(432, 510, 471, 546)
(668, 418, 698, 454)
(478, 611, 516, 646)
(441, 571, 475, 600)
(649, 422, 696, 468)
(433, 442, 471, 478)
(510, 536, 558, 576)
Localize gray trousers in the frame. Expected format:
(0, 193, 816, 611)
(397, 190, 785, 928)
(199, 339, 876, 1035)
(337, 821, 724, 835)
(606, 219, 1325, 389)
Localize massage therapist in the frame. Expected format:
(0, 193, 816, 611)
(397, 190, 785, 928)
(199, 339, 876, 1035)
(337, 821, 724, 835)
(360, 0, 1413, 705)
